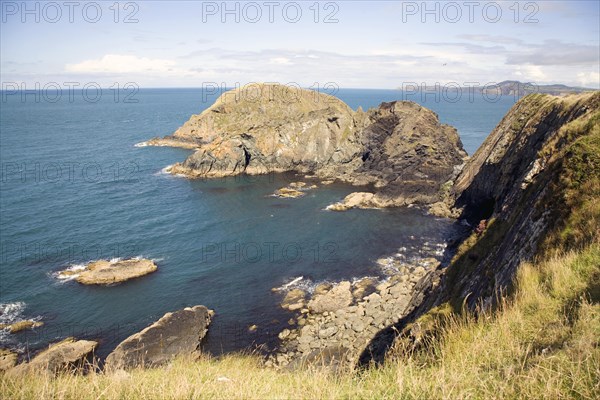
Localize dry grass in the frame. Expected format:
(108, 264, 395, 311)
(2, 243, 598, 400)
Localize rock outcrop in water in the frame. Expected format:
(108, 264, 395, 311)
(58, 258, 157, 285)
(105, 305, 213, 370)
(149, 83, 467, 208)
(0, 320, 43, 333)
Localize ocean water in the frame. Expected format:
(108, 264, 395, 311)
(0, 88, 515, 358)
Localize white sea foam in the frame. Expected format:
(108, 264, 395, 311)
(0, 302, 43, 345)
(54, 263, 86, 281)
(283, 276, 303, 289)
(153, 165, 176, 177)
(134, 141, 149, 148)
(273, 276, 316, 293)
(0, 302, 26, 325)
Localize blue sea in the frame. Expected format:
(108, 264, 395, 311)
(0, 88, 515, 357)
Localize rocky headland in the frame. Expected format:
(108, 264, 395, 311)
(141, 87, 598, 370)
(147, 83, 467, 209)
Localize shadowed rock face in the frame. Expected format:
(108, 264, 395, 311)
(353, 101, 467, 206)
(446, 92, 600, 308)
(105, 305, 213, 370)
(150, 83, 467, 207)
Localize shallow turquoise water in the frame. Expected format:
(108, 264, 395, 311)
(0, 88, 514, 357)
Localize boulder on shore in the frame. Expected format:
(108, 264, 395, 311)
(8, 338, 97, 376)
(308, 281, 353, 313)
(59, 258, 157, 285)
(105, 305, 213, 370)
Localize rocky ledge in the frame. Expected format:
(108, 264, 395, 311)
(105, 305, 213, 370)
(58, 258, 157, 285)
(146, 83, 467, 209)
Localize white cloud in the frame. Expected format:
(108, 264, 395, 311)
(513, 65, 547, 82)
(269, 57, 292, 65)
(65, 54, 176, 74)
(577, 71, 600, 87)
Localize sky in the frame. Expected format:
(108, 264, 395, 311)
(1, 0, 599, 89)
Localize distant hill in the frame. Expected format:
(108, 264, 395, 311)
(479, 80, 595, 96)
(401, 80, 596, 97)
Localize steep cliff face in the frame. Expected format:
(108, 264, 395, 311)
(150, 83, 467, 207)
(446, 92, 599, 309)
(360, 91, 599, 364)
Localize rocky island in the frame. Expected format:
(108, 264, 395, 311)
(58, 258, 157, 285)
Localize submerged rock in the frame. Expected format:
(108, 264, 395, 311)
(8, 338, 97, 376)
(272, 182, 318, 198)
(105, 305, 213, 370)
(281, 289, 306, 311)
(273, 187, 305, 198)
(59, 258, 157, 285)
